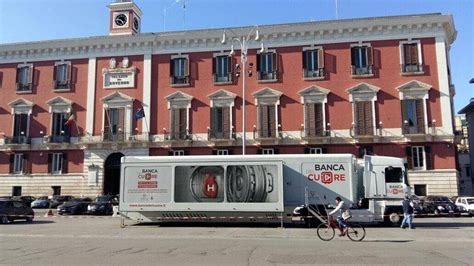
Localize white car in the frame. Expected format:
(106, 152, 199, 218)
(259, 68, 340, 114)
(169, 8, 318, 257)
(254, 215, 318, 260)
(454, 197, 474, 216)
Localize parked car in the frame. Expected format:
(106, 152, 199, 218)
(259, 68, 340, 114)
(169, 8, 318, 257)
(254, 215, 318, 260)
(31, 196, 51, 208)
(50, 195, 75, 208)
(409, 194, 423, 215)
(454, 197, 474, 216)
(57, 198, 92, 215)
(0, 199, 34, 224)
(420, 195, 460, 216)
(87, 195, 119, 215)
(12, 196, 36, 207)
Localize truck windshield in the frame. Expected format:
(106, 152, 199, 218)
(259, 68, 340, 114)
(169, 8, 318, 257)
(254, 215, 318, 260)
(385, 167, 403, 183)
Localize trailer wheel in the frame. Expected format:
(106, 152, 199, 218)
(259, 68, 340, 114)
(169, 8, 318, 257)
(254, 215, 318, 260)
(384, 212, 401, 226)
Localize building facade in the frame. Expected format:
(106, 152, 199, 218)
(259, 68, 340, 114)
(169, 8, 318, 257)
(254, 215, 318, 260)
(459, 101, 474, 196)
(0, 1, 458, 197)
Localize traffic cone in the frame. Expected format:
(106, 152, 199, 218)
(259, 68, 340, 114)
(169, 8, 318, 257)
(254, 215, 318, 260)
(44, 209, 54, 217)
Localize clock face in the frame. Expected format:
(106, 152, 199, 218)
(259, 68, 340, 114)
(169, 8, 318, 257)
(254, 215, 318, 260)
(133, 17, 140, 31)
(115, 14, 128, 27)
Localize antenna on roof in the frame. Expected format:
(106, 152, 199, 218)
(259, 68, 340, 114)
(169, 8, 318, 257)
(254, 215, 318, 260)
(335, 0, 339, 19)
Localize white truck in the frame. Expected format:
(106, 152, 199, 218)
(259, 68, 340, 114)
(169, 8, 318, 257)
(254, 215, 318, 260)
(119, 154, 409, 226)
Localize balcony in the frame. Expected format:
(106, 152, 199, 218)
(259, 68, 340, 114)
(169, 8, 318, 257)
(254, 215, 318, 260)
(213, 74, 232, 85)
(401, 64, 424, 75)
(351, 66, 374, 77)
(303, 68, 325, 80)
(257, 71, 278, 82)
(53, 80, 71, 91)
(208, 129, 235, 146)
(170, 76, 190, 87)
(47, 135, 71, 144)
(302, 129, 331, 144)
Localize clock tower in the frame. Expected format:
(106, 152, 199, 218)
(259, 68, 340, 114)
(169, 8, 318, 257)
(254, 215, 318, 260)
(108, 0, 143, 36)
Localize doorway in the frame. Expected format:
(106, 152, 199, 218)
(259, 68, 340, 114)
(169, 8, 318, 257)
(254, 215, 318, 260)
(103, 152, 124, 195)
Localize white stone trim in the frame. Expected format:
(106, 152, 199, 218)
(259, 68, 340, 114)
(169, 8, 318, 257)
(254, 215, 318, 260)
(46, 96, 72, 113)
(350, 42, 371, 47)
(435, 37, 454, 135)
(101, 91, 134, 140)
(170, 54, 189, 60)
(302, 45, 323, 51)
(142, 53, 152, 133)
(85, 58, 96, 135)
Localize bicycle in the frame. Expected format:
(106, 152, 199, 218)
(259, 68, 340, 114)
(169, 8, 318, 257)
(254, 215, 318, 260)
(316, 215, 366, 241)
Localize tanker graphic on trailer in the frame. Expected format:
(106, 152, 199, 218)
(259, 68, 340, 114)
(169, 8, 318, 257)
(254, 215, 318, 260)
(174, 165, 278, 203)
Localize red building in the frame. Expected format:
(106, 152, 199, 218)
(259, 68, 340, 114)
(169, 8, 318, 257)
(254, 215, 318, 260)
(0, 1, 458, 197)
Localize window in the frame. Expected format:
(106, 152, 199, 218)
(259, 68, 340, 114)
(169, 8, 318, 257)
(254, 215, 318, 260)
(16, 64, 33, 92)
(54, 62, 71, 90)
(258, 105, 277, 138)
(305, 103, 324, 137)
(406, 146, 432, 170)
(217, 149, 229, 155)
(12, 186, 22, 196)
(309, 148, 322, 154)
(210, 107, 230, 139)
(51, 113, 69, 143)
(354, 101, 374, 136)
(358, 146, 374, 158)
(401, 99, 425, 134)
(401, 42, 423, 73)
(414, 185, 427, 196)
(213, 55, 232, 83)
(350, 45, 373, 76)
(257, 52, 278, 81)
(49, 153, 63, 174)
(262, 148, 274, 155)
(411, 146, 424, 169)
(172, 150, 185, 156)
(170, 57, 189, 85)
(303, 49, 324, 78)
(52, 186, 61, 195)
(385, 167, 403, 183)
(170, 108, 188, 140)
(12, 113, 29, 144)
(104, 108, 125, 141)
(11, 153, 24, 174)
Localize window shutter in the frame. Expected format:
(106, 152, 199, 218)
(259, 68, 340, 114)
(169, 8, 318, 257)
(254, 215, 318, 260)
(118, 108, 125, 139)
(403, 44, 411, 65)
(366, 46, 373, 66)
(67, 63, 72, 83)
(53, 65, 58, 83)
(223, 106, 230, 139)
(315, 103, 324, 136)
(406, 147, 413, 170)
(227, 56, 232, 74)
(365, 101, 373, 135)
(269, 105, 276, 137)
(48, 153, 52, 173)
(401, 100, 408, 133)
(212, 57, 217, 75)
(272, 52, 278, 72)
(22, 154, 29, 174)
(259, 105, 267, 137)
(9, 154, 14, 174)
(169, 59, 175, 77)
(306, 103, 316, 137)
(350, 47, 357, 66)
(16, 67, 21, 85)
(179, 108, 187, 137)
(415, 99, 425, 134)
(184, 58, 189, 77)
(104, 109, 110, 139)
(171, 109, 179, 139)
(256, 53, 261, 72)
(210, 107, 216, 137)
(317, 49, 325, 69)
(355, 102, 364, 135)
(62, 153, 68, 174)
(28, 66, 33, 85)
(410, 44, 418, 65)
(302, 51, 307, 70)
(425, 146, 433, 170)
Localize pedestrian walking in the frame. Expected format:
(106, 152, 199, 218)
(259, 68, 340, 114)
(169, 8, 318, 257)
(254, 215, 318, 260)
(401, 196, 415, 229)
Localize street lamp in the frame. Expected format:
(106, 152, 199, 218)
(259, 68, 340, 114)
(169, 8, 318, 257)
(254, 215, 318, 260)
(222, 26, 263, 155)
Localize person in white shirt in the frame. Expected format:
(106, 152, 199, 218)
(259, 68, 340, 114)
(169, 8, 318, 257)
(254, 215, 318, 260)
(328, 196, 350, 236)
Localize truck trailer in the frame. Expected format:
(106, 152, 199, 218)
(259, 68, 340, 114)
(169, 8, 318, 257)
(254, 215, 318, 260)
(119, 154, 409, 226)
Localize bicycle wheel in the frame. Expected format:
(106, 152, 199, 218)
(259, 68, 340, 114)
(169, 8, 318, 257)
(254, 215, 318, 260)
(317, 223, 335, 241)
(346, 224, 366, 241)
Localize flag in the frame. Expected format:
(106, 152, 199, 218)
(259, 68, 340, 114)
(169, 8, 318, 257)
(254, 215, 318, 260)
(64, 113, 75, 126)
(134, 106, 145, 120)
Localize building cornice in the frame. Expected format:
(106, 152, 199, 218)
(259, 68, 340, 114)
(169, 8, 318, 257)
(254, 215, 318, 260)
(0, 13, 456, 64)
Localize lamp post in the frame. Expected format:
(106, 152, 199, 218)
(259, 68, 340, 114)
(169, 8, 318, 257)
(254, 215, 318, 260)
(222, 27, 263, 155)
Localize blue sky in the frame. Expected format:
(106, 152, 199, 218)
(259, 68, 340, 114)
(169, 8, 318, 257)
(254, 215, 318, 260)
(0, 0, 472, 111)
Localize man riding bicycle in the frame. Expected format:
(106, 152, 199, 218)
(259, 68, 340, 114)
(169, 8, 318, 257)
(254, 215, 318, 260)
(328, 196, 351, 236)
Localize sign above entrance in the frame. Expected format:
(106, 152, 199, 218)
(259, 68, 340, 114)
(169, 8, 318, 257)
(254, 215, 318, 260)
(102, 57, 136, 89)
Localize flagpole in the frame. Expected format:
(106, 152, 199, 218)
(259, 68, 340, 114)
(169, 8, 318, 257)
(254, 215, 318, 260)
(143, 106, 150, 141)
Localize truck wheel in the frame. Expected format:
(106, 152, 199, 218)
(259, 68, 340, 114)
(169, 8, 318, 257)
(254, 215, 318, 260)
(384, 212, 401, 226)
(0, 215, 9, 224)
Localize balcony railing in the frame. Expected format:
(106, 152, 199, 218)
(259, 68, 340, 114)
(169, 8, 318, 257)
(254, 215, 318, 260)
(303, 68, 325, 79)
(401, 123, 426, 135)
(213, 74, 232, 83)
(49, 135, 71, 143)
(170, 76, 190, 86)
(102, 131, 125, 142)
(350, 125, 375, 137)
(166, 129, 192, 141)
(53, 80, 71, 91)
(257, 71, 278, 81)
(16, 83, 32, 92)
(8, 136, 30, 144)
(351, 65, 373, 76)
(208, 129, 234, 140)
(401, 64, 424, 74)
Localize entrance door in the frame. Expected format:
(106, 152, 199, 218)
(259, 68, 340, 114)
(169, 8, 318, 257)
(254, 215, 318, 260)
(103, 153, 124, 195)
